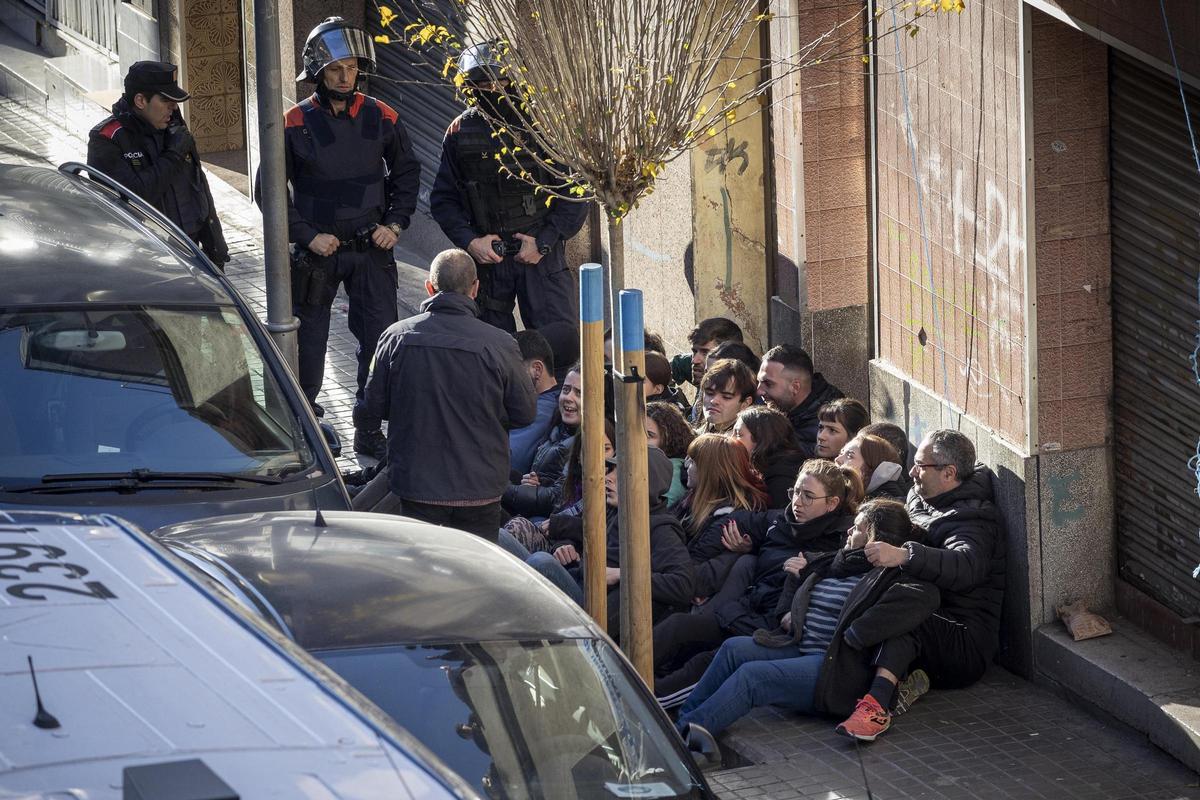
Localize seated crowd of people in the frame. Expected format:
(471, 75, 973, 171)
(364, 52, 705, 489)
(365, 308, 1007, 744)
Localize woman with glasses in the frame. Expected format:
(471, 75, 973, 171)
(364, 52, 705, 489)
(655, 459, 863, 709)
(672, 499, 938, 739)
(733, 405, 806, 508)
(835, 433, 907, 501)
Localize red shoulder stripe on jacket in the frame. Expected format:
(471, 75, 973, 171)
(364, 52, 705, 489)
(98, 119, 123, 139)
(284, 105, 305, 127)
(376, 99, 399, 125)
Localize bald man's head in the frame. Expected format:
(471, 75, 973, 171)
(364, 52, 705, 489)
(428, 249, 478, 296)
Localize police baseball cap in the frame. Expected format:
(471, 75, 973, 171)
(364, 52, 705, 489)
(124, 61, 190, 102)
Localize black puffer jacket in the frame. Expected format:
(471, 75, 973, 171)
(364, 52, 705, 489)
(502, 423, 576, 516)
(760, 451, 806, 508)
(684, 507, 740, 598)
(902, 465, 1005, 658)
(787, 373, 843, 458)
(712, 507, 852, 635)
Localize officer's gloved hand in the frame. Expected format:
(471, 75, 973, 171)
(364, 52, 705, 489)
(165, 125, 195, 156)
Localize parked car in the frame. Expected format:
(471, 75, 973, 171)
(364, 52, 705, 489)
(0, 162, 349, 530)
(0, 509, 478, 799)
(156, 510, 719, 800)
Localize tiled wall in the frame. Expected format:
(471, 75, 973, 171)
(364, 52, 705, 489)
(183, 0, 243, 153)
(875, 1, 1027, 446)
(1030, 11, 1110, 451)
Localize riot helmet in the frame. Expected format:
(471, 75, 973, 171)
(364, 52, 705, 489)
(297, 17, 376, 82)
(457, 41, 505, 86)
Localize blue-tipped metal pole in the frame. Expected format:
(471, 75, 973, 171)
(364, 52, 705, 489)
(579, 263, 607, 631)
(616, 288, 653, 684)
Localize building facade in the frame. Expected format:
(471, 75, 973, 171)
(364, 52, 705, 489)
(761, 0, 1200, 675)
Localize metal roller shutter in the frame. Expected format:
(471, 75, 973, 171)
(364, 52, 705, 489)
(365, 0, 465, 212)
(1110, 50, 1200, 617)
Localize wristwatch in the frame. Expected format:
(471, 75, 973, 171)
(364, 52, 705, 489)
(385, 223, 402, 237)
(537, 241, 552, 256)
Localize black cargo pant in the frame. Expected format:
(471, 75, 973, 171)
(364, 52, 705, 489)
(872, 611, 990, 690)
(402, 500, 501, 543)
(477, 240, 577, 333)
(293, 215, 398, 431)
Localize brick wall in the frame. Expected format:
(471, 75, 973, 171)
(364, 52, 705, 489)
(1030, 10, 1110, 451)
(875, 1, 1026, 445)
(768, 0, 871, 402)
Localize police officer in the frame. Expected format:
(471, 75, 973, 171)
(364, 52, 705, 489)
(88, 61, 229, 268)
(279, 17, 420, 460)
(430, 42, 587, 333)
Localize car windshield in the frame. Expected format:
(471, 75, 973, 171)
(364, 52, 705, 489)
(0, 305, 316, 486)
(316, 640, 708, 800)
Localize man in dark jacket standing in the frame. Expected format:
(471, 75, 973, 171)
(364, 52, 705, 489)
(837, 428, 1006, 741)
(364, 249, 536, 540)
(756, 345, 843, 457)
(279, 17, 421, 460)
(88, 61, 228, 268)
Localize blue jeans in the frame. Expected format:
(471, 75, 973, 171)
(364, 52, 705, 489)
(497, 528, 531, 559)
(525, 551, 586, 605)
(676, 636, 823, 736)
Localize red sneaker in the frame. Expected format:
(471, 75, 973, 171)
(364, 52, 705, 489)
(836, 695, 891, 741)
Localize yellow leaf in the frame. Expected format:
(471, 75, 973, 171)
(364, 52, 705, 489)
(374, 34, 391, 44)
(544, 196, 554, 207)
(726, 81, 736, 89)
(442, 57, 454, 78)
(861, 55, 870, 64)
(453, 72, 466, 88)
(706, 126, 717, 136)
(725, 110, 736, 123)
(379, 6, 397, 27)
(664, 75, 675, 85)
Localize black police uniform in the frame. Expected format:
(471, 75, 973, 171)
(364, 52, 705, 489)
(281, 91, 420, 430)
(87, 68, 228, 266)
(431, 107, 587, 333)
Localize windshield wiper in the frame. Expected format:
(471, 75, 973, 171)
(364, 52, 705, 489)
(2, 469, 283, 494)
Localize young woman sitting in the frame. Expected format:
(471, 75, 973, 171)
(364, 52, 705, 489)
(814, 397, 870, 459)
(836, 433, 907, 500)
(733, 405, 806, 508)
(674, 434, 769, 599)
(645, 401, 696, 506)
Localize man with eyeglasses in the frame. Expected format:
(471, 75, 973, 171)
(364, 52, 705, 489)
(836, 429, 1005, 741)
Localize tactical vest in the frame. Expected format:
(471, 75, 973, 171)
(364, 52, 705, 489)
(453, 110, 550, 237)
(92, 114, 210, 233)
(289, 95, 387, 224)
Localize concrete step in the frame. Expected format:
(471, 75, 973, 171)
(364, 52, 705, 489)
(1035, 617, 1200, 773)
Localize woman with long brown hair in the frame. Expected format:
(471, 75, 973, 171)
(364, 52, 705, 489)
(734, 405, 806, 507)
(835, 433, 907, 500)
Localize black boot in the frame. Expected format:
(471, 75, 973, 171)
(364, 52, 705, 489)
(353, 428, 387, 460)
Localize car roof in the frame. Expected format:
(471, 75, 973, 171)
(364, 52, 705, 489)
(0, 509, 477, 799)
(0, 164, 233, 307)
(155, 510, 600, 649)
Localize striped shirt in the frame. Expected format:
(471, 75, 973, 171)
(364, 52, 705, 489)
(798, 574, 862, 656)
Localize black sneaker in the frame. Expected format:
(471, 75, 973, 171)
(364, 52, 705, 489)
(311, 401, 325, 417)
(353, 428, 387, 460)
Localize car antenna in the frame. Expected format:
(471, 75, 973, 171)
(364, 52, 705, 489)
(27, 656, 60, 729)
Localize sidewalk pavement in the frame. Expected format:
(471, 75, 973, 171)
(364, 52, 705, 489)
(1, 95, 1198, 800)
